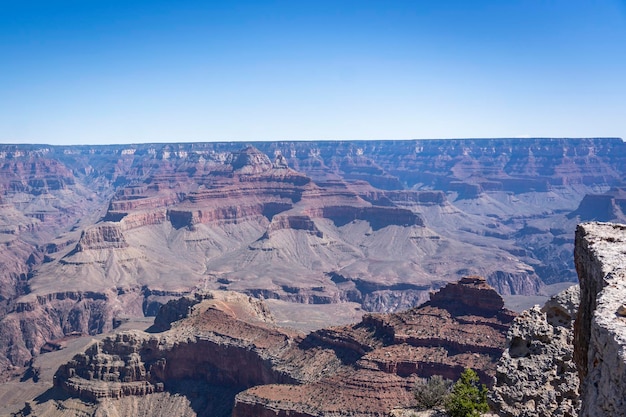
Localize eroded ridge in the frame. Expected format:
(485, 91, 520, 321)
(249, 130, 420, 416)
(53, 277, 515, 417)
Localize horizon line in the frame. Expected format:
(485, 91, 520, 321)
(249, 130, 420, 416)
(0, 136, 624, 148)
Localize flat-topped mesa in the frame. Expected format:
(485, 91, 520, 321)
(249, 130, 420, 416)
(357, 188, 448, 207)
(568, 187, 626, 223)
(303, 205, 424, 230)
(429, 275, 505, 314)
(266, 214, 324, 238)
(229, 146, 273, 175)
(75, 223, 129, 251)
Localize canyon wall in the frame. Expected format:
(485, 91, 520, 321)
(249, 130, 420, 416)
(1, 139, 625, 377)
(574, 222, 626, 417)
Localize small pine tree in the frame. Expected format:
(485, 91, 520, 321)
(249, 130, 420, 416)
(445, 368, 489, 417)
(413, 374, 452, 410)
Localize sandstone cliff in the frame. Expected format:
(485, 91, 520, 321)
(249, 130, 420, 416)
(574, 222, 626, 417)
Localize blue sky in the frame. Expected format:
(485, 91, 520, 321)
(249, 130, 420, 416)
(1, 0, 625, 145)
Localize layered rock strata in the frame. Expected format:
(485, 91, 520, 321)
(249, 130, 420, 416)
(232, 276, 515, 417)
(2, 139, 624, 377)
(52, 277, 515, 417)
(574, 222, 626, 417)
(569, 187, 626, 223)
(54, 291, 322, 403)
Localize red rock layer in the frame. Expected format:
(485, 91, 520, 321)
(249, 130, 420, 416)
(3, 138, 622, 379)
(231, 276, 515, 416)
(54, 278, 515, 417)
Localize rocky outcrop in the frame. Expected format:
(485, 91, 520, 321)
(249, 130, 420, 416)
(229, 146, 274, 174)
(151, 291, 275, 332)
(490, 285, 580, 417)
(50, 279, 515, 417)
(573, 222, 626, 417)
(232, 370, 415, 417)
(53, 291, 340, 410)
(231, 277, 515, 417)
(0, 289, 118, 374)
(430, 275, 504, 313)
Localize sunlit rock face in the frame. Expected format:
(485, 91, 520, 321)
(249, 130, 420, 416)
(574, 222, 626, 417)
(490, 285, 580, 417)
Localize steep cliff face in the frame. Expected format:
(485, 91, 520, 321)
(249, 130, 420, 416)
(76, 223, 129, 251)
(0, 237, 31, 305)
(0, 154, 75, 195)
(0, 289, 121, 374)
(51, 291, 342, 415)
(574, 222, 626, 417)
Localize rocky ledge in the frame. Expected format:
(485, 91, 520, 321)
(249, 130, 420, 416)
(574, 222, 626, 417)
(50, 277, 515, 417)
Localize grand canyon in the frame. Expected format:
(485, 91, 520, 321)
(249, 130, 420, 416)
(1, 138, 626, 416)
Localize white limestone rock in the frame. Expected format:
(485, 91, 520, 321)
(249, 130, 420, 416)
(574, 222, 626, 417)
(490, 285, 580, 417)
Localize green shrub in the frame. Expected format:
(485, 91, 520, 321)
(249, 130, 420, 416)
(445, 368, 489, 417)
(413, 374, 452, 410)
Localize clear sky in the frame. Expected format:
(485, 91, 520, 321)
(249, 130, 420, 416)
(1, 0, 625, 145)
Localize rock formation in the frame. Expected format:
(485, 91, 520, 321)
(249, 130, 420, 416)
(1, 138, 625, 377)
(229, 146, 274, 174)
(574, 222, 626, 417)
(569, 187, 626, 223)
(46, 277, 514, 417)
(490, 285, 580, 417)
(53, 292, 312, 403)
(488, 221, 626, 417)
